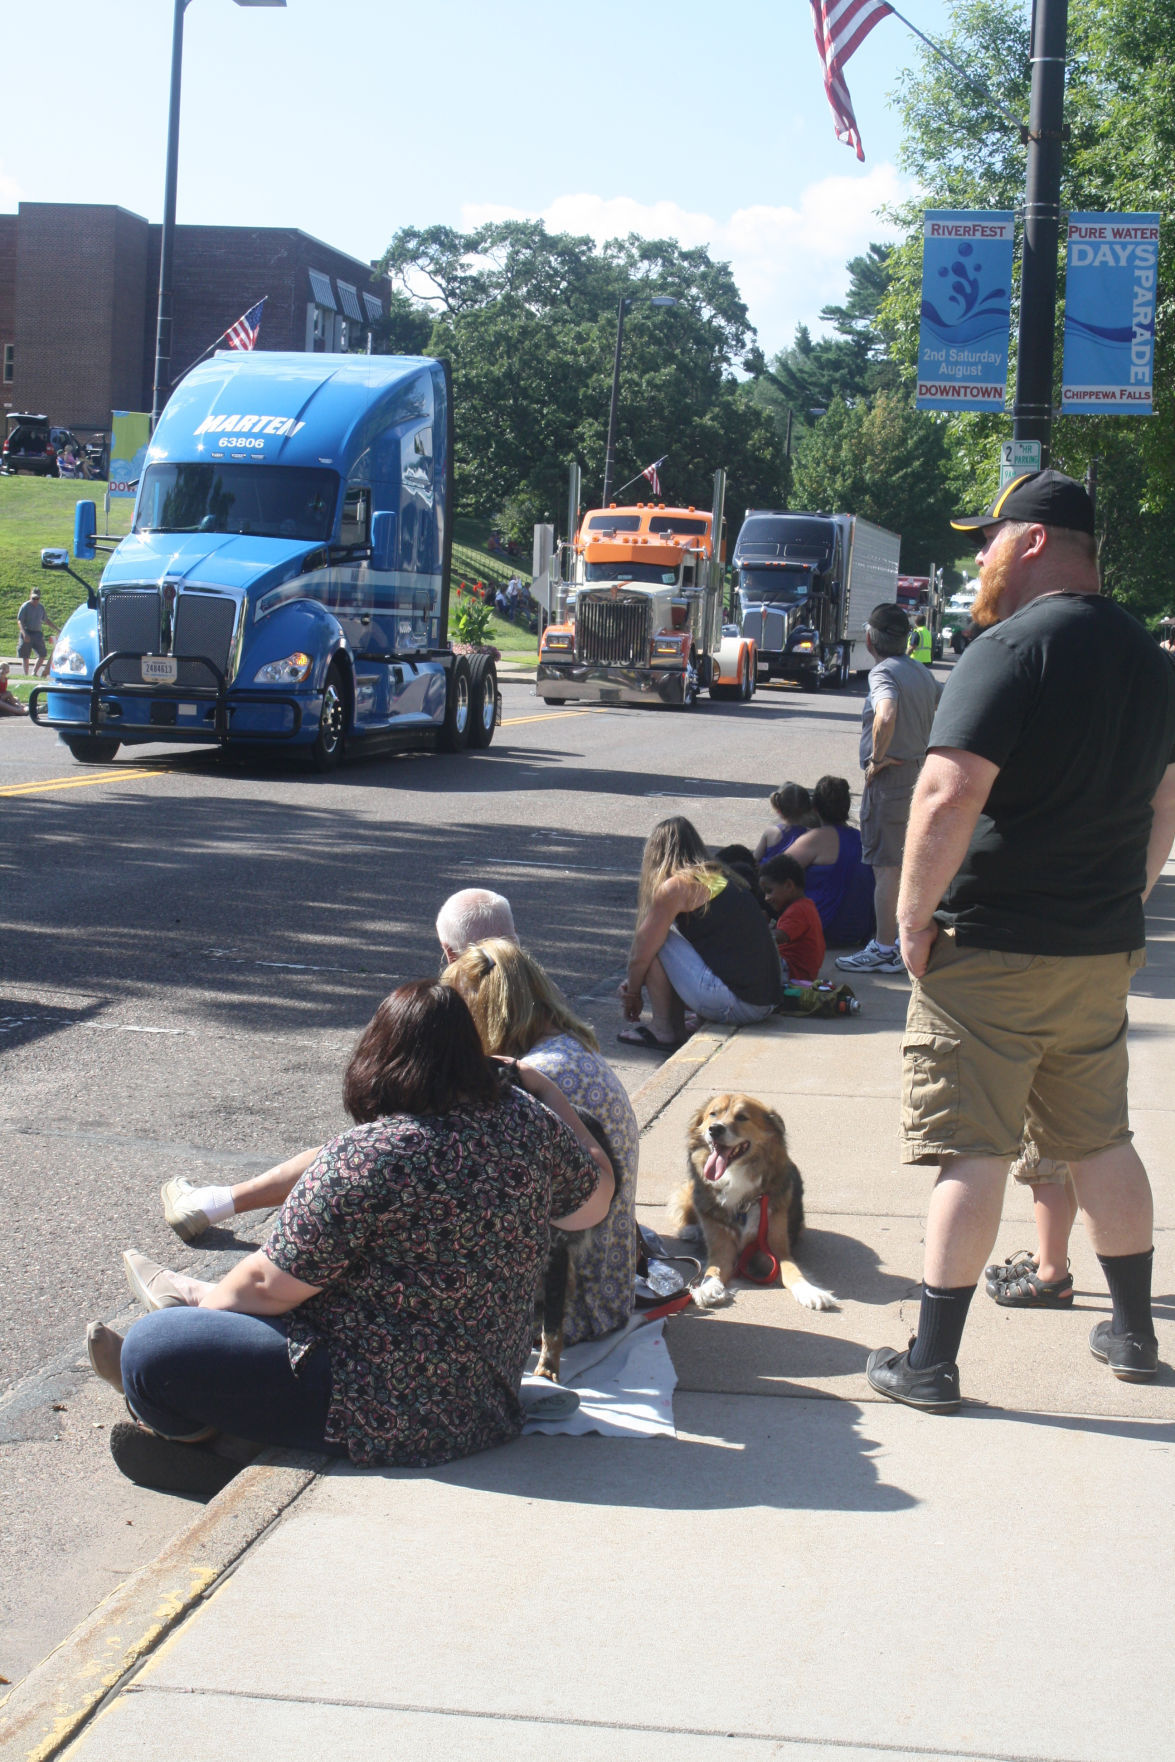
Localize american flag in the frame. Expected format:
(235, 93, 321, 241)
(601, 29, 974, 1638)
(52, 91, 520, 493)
(642, 456, 666, 496)
(224, 298, 267, 351)
(809, 0, 893, 161)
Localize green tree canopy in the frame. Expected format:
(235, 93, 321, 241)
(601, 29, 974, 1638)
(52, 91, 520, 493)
(789, 391, 960, 576)
(378, 220, 786, 532)
(881, 0, 1175, 620)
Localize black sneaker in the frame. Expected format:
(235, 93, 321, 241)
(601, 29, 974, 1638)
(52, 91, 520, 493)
(110, 1422, 242, 1495)
(1088, 1320, 1159, 1382)
(866, 1342, 961, 1413)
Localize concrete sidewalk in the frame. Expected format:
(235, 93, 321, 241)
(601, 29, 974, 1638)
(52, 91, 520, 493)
(5, 882, 1174, 1762)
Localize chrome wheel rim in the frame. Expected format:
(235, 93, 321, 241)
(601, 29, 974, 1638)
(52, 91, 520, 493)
(321, 680, 343, 753)
(454, 675, 469, 736)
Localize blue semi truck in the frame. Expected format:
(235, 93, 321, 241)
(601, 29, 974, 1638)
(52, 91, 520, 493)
(30, 352, 499, 769)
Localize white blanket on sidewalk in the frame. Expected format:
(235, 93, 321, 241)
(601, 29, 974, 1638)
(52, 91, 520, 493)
(521, 1316, 677, 1439)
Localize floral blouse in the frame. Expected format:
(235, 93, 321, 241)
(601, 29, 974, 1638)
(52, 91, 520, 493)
(265, 1085, 598, 1466)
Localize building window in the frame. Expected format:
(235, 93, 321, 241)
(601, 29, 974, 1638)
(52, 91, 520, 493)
(2, 343, 13, 384)
(308, 268, 337, 311)
(337, 281, 363, 323)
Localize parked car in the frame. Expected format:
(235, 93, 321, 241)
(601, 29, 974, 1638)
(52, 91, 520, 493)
(2, 413, 58, 475)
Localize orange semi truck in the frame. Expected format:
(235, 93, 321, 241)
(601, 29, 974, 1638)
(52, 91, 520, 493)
(536, 469, 756, 709)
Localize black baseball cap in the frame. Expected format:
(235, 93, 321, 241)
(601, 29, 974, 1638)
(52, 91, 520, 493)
(951, 469, 1095, 536)
(867, 602, 910, 642)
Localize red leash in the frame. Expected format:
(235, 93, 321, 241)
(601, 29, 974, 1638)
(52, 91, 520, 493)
(734, 1195, 779, 1284)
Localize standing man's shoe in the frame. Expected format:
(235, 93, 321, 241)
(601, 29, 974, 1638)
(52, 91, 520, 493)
(866, 1342, 961, 1412)
(1088, 1320, 1158, 1381)
(835, 940, 906, 974)
(161, 1177, 213, 1243)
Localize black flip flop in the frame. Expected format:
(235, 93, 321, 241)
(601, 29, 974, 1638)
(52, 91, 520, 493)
(617, 1025, 685, 1051)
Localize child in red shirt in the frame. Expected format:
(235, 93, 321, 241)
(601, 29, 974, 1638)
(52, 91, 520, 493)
(760, 854, 826, 984)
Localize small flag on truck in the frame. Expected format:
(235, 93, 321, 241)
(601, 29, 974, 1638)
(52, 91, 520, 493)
(809, 0, 893, 161)
(642, 456, 666, 496)
(225, 298, 267, 351)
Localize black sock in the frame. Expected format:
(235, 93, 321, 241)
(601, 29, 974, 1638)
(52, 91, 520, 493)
(908, 1283, 975, 1369)
(1097, 1248, 1155, 1338)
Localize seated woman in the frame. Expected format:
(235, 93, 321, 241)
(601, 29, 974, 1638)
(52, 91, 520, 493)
(753, 782, 816, 864)
(444, 939, 638, 1346)
(86, 982, 611, 1491)
(785, 775, 875, 948)
(619, 816, 782, 1049)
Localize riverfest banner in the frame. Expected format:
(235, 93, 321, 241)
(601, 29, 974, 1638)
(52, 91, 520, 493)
(1061, 213, 1160, 414)
(916, 212, 1015, 411)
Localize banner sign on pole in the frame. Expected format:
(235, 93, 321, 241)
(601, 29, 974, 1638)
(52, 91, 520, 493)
(108, 411, 151, 498)
(916, 212, 1015, 411)
(1061, 213, 1159, 414)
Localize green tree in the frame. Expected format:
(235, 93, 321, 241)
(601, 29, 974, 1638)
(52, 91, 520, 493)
(789, 392, 960, 575)
(379, 220, 786, 530)
(881, 0, 1175, 621)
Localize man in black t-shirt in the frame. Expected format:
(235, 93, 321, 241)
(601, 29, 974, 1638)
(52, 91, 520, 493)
(866, 471, 1175, 1412)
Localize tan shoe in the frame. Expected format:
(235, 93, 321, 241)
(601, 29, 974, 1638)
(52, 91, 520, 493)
(161, 1177, 212, 1243)
(86, 1321, 124, 1392)
(122, 1249, 193, 1311)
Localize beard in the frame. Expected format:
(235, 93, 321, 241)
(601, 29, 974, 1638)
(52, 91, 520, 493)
(970, 546, 1016, 627)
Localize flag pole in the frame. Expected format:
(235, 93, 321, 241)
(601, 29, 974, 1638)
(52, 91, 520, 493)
(614, 457, 668, 498)
(887, 6, 1027, 134)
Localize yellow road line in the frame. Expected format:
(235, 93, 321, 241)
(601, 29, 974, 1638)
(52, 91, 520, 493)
(0, 768, 168, 798)
(502, 707, 612, 727)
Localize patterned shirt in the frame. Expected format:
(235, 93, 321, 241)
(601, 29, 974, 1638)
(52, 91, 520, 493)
(265, 1086, 598, 1466)
(522, 1033, 639, 1344)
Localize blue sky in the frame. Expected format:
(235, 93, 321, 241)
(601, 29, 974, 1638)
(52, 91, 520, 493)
(3, 0, 960, 355)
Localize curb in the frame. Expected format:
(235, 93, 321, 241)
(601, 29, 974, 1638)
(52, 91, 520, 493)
(0, 1027, 731, 1762)
(0, 1452, 324, 1762)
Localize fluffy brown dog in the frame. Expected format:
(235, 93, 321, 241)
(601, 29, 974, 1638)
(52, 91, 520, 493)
(668, 1094, 838, 1311)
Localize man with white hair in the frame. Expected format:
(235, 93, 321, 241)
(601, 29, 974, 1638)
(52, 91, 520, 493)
(435, 888, 517, 965)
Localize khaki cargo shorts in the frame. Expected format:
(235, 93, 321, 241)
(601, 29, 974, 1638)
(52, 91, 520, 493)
(859, 771, 916, 868)
(900, 927, 1145, 1166)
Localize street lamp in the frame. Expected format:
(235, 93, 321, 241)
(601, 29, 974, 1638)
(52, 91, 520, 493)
(600, 293, 678, 507)
(151, 0, 287, 428)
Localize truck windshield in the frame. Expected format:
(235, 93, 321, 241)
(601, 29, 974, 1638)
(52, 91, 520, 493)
(739, 567, 813, 603)
(737, 515, 835, 565)
(585, 561, 679, 585)
(135, 464, 339, 541)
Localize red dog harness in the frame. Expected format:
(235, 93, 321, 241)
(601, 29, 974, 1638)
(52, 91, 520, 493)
(734, 1195, 779, 1284)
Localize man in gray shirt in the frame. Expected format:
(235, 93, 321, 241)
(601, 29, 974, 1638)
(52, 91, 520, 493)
(17, 588, 59, 678)
(836, 602, 938, 973)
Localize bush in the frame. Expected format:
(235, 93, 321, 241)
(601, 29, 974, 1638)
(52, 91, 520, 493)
(450, 586, 495, 646)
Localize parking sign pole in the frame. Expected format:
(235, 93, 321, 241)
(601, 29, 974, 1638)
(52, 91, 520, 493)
(151, 0, 189, 431)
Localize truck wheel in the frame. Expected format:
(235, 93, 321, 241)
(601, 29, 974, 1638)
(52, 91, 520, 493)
(836, 646, 851, 688)
(541, 697, 566, 706)
(60, 734, 121, 765)
(468, 653, 497, 749)
(681, 677, 697, 710)
(310, 660, 347, 772)
(438, 657, 471, 751)
(740, 655, 753, 701)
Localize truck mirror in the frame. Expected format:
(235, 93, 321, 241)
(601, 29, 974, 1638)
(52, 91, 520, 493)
(41, 548, 70, 571)
(370, 509, 397, 571)
(74, 500, 98, 561)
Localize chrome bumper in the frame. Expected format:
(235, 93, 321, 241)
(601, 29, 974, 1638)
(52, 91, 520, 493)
(536, 662, 688, 706)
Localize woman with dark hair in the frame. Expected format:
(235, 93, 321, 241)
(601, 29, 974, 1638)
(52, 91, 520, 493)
(753, 781, 816, 864)
(86, 982, 611, 1491)
(785, 775, 874, 946)
(618, 815, 783, 1049)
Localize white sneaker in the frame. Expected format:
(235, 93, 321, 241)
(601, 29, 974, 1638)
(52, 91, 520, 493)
(161, 1176, 212, 1242)
(835, 939, 905, 973)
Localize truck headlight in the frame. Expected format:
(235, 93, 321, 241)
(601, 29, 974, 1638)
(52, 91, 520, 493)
(253, 651, 313, 684)
(651, 638, 684, 658)
(51, 638, 89, 676)
(541, 632, 574, 653)
(792, 640, 814, 652)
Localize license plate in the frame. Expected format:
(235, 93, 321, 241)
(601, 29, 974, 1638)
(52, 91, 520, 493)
(142, 655, 178, 684)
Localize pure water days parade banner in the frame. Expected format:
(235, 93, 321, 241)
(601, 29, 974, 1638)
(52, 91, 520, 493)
(1061, 214, 1159, 413)
(917, 212, 1015, 411)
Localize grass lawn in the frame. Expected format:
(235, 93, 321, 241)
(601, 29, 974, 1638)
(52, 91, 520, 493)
(0, 477, 131, 647)
(0, 475, 540, 664)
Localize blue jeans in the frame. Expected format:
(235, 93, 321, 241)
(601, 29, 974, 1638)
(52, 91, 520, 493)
(120, 1307, 348, 1456)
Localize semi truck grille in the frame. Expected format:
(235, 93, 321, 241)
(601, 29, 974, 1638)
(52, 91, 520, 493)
(174, 593, 237, 687)
(577, 596, 651, 666)
(103, 592, 160, 684)
(101, 589, 238, 687)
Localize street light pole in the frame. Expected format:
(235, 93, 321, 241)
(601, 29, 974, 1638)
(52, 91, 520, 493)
(151, 0, 189, 430)
(1011, 0, 1068, 464)
(150, 0, 287, 430)
(600, 293, 678, 507)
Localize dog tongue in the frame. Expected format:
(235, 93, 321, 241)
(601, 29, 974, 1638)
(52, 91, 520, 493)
(703, 1150, 730, 1182)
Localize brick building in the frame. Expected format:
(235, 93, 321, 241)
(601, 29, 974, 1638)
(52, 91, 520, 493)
(0, 202, 387, 441)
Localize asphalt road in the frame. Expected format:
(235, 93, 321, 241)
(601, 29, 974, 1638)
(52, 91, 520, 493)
(0, 666, 895, 1685)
